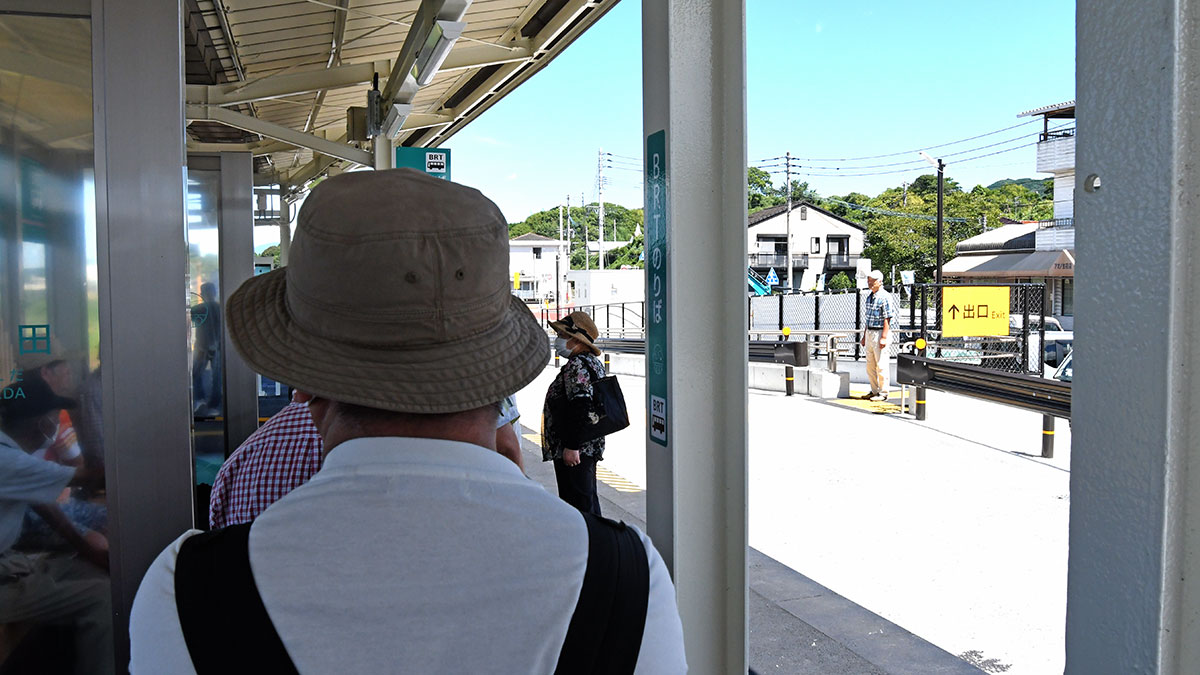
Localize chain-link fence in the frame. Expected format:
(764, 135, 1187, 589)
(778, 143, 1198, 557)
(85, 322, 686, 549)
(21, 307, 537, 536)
(748, 287, 912, 359)
(909, 283, 1046, 375)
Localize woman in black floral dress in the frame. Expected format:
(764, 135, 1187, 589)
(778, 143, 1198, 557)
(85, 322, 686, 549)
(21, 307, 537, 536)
(542, 311, 605, 515)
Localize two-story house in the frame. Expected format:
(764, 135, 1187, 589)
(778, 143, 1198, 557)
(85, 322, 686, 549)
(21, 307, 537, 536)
(508, 232, 567, 304)
(747, 201, 868, 291)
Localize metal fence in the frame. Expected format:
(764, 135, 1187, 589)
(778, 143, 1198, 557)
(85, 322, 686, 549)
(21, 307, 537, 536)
(538, 301, 646, 337)
(908, 283, 1046, 375)
(748, 287, 913, 360)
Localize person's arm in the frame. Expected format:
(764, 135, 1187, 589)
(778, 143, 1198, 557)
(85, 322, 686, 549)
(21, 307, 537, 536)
(31, 502, 109, 571)
(495, 423, 524, 473)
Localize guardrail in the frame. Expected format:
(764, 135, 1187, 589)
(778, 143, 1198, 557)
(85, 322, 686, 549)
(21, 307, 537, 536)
(896, 354, 1070, 457)
(593, 337, 809, 367)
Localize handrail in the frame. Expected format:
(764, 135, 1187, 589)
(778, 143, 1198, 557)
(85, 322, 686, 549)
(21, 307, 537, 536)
(896, 354, 1071, 419)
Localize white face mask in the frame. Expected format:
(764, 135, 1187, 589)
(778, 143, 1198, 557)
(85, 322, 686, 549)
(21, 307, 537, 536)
(554, 337, 574, 358)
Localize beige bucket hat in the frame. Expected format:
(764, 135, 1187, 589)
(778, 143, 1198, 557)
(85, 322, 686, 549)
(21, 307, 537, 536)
(549, 311, 601, 357)
(225, 169, 549, 414)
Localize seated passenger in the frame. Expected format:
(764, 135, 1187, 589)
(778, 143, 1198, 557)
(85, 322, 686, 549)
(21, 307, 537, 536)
(209, 394, 526, 529)
(130, 169, 685, 673)
(0, 377, 113, 675)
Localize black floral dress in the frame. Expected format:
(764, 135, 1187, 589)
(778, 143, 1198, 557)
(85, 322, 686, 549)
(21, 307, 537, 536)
(541, 352, 606, 462)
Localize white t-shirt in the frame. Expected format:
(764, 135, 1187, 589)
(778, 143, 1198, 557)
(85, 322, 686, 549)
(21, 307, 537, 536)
(0, 431, 75, 551)
(130, 436, 686, 674)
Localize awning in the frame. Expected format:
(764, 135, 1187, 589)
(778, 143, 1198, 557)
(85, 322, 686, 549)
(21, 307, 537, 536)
(945, 250, 1074, 278)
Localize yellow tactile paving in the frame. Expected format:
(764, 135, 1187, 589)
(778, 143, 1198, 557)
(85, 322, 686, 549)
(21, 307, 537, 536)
(521, 432, 644, 493)
(838, 390, 904, 414)
(595, 465, 645, 493)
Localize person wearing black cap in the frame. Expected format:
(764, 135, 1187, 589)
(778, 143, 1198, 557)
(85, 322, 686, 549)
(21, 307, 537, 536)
(0, 377, 113, 675)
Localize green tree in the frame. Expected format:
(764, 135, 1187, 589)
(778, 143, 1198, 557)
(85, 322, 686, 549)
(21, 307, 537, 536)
(261, 245, 281, 267)
(826, 271, 854, 291)
(509, 203, 644, 270)
(747, 167, 782, 211)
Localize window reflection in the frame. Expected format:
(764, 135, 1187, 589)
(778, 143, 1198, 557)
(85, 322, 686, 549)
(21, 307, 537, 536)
(0, 14, 113, 675)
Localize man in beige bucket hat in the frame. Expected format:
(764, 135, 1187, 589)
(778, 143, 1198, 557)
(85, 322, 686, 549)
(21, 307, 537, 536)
(129, 169, 685, 673)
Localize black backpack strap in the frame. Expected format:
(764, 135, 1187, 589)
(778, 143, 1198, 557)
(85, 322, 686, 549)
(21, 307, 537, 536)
(555, 513, 651, 675)
(174, 524, 299, 675)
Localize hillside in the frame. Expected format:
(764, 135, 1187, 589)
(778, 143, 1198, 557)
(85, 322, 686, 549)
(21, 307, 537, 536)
(987, 177, 1052, 196)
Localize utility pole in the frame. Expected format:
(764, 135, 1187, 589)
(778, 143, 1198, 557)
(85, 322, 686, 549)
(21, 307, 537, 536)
(902, 181, 908, 206)
(597, 147, 606, 270)
(936, 159, 945, 283)
(557, 203, 564, 311)
(581, 191, 589, 271)
(785, 151, 793, 290)
(918, 152, 945, 284)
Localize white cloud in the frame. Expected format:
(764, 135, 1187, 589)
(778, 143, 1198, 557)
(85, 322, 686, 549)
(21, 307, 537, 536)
(506, 173, 518, 181)
(814, 22, 823, 33)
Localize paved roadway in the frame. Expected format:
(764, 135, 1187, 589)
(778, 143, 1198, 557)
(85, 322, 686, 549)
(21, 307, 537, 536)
(514, 363, 1070, 675)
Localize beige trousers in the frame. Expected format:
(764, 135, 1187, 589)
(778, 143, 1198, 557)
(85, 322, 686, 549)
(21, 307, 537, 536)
(865, 329, 890, 395)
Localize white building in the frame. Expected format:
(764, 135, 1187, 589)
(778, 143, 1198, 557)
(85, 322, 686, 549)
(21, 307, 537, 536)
(944, 101, 1076, 326)
(508, 232, 567, 303)
(565, 268, 645, 306)
(747, 201, 868, 291)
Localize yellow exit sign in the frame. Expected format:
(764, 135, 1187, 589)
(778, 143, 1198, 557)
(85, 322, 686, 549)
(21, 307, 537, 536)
(941, 286, 1010, 337)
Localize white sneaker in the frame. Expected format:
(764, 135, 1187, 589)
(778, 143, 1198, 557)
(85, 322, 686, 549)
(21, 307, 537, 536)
(869, 393, 889, 402)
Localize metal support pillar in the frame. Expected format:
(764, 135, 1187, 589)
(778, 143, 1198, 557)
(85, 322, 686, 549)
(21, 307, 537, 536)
(643, 1, 748, 672)
(93, 0, 192, 661)
(374, 136, 392, 170)
(1068, 1, 1200, 672)
(216, 153, 258, 454)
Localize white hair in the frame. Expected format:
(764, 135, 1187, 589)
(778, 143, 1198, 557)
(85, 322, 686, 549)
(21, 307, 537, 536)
(867, 269, 884, 281)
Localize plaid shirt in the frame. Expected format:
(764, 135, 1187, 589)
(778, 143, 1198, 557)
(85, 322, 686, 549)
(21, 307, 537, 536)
(209, 402, 323, 529)
(864, 288, 897, 329)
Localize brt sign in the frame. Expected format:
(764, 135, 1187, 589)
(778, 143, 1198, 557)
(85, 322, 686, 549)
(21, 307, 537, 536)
(941, 286, 1009, 338)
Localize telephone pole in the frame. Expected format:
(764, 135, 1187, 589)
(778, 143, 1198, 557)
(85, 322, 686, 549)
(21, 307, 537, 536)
(785, 151, 793, 290)
(557, 203, 564, 310)
(597, 148, 606, 270)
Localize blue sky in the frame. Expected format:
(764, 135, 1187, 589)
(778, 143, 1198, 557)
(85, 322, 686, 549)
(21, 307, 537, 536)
(253, 0, 1075, 250)
(444, 0, 1076, 224)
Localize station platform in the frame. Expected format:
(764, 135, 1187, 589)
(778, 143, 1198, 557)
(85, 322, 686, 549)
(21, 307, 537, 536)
(514, 361, 1070, 674)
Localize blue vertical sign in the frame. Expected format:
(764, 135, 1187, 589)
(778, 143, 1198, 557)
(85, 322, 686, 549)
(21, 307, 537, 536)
(645, 130, 668, 447)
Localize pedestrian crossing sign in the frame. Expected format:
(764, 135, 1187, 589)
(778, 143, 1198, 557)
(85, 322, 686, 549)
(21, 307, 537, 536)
(764, 268, 779, 286)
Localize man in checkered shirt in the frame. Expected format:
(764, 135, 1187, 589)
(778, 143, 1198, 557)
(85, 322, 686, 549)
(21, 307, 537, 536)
(209, 400, 322, 529)
(859, 269, 898, 402)
(209, 395, 526, 529)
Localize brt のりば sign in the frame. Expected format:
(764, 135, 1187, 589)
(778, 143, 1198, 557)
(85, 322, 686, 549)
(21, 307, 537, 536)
(941, 286, 1009, 338)
(645, 130, 668, 447)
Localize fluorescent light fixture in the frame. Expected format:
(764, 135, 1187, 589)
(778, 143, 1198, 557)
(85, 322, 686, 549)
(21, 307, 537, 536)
(918, 151, 939, 168)
(383, 103, 412, 139)
(412, 20, 465, 86)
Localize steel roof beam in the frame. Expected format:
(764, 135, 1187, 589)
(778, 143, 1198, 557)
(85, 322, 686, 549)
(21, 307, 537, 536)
(186, 104, 372, 166)
(186, 59, 391, 107)
(439, 40, 533, 72)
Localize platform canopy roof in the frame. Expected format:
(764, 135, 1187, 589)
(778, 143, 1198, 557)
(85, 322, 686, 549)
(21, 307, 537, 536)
(182, 0, 617, 191)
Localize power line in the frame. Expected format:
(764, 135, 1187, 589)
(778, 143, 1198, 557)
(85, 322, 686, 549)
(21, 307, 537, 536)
(822, 197, 970, 223)
(751, 118, 1042, 164)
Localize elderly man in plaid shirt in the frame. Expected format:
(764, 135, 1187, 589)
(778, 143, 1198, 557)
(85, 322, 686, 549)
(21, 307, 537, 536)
(860, 269, 898, 402)
(209, 395, 526, 528)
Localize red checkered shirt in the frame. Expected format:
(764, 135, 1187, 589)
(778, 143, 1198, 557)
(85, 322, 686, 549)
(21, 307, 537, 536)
(208, 402, 323, 529)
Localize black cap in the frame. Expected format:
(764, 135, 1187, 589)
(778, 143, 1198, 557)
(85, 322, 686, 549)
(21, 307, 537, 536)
(0, 376, 77, 423)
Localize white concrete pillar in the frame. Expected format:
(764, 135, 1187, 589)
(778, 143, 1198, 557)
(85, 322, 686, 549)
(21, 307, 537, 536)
(1068, 1, 1200, 672)
(643, 1, 748, 672)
